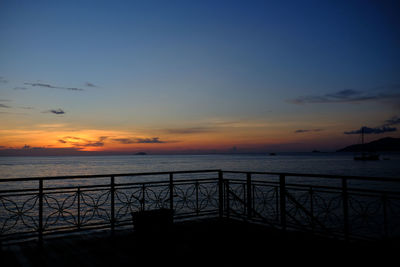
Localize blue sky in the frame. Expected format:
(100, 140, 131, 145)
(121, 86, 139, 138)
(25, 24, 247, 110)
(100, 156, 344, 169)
(0, 0, 399, 154)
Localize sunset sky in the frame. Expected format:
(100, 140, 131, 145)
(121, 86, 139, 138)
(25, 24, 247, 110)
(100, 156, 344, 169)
(1, 0, 399, 155)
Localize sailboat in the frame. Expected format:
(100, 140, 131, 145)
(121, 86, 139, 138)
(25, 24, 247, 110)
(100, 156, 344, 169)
(354, 127, 379, 161)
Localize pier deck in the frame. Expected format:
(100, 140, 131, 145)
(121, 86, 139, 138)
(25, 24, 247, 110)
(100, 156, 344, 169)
(2, 218, 397, 267)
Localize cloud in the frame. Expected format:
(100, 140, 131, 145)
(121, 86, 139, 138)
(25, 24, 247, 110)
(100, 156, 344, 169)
(65, 87, 84, 91)
(385, 116, 400, 126)
(112, 138, 135, 144)
(0, 103, 11, 108)
(58, 136, 107, 147)
(13, 87, 28, 90)
(85, 82, 97, 87)
(112, 137, 167, 144)
(344, 115, 400, 135)
(0, 77, 7, 84)
(136, 137, 165, 143)
(294, 129, 323, 133)
(0, 99, 11, 108)
(24, 82, 84, 91)
(43, 108, 65, 115)
(164, 127, 215, 134)
(344, 126, 397, 135)
(289, 85, 400, 104)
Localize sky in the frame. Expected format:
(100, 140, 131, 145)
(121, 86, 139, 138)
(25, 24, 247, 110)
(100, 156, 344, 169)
(0, 0, 400, 155)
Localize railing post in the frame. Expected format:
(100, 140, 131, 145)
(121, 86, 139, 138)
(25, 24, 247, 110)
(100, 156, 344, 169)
(246, 173, 252, 220)
(225, 179, 230, 219)
(382, 193, 388, 239)
(309, 186, 315, 232)
(169, 173, 174, 211)
(38, 178, 43, 244)
(110, 176, 115, 232)
(342, 178, 349, 241)
(77, 186, 81, 230)
(279, 174, 286, 231)
(218, 170, 224, 219)
(141, 183, 146, 211)
(195, 180, 199, 215)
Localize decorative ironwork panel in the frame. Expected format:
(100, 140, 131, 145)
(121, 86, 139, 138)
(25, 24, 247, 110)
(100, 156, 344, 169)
(310, 190, 343, 232)
(252, 184, 279, 222)
(347, 193, 387, 238)
(0, 194, 39, 235)
(226, 182, 246, 216)
(197, 182, 219, 212)
(173, 182, 197, 215)
(42, 192, 79, 230)
(386, 196, 400, 236)
(143, 184, 170, 210)
(114, 186, 143, 222)
(78, 189, 111, 227)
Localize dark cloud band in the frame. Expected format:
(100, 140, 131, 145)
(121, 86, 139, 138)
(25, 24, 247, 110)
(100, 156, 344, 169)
(24, 82, 84, 91)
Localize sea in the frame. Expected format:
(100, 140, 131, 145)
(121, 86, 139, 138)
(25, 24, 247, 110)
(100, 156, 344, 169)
(1, 152, 400, 179)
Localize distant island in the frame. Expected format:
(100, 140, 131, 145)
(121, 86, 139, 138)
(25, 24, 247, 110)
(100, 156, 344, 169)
(134, 152, 147, 155)
(337, 137, 400, 152)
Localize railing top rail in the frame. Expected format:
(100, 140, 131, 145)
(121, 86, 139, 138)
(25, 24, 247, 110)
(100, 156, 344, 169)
(222, 170, 400, 183)
(0, 169, 221, 182)
(1, 169, 399, 183)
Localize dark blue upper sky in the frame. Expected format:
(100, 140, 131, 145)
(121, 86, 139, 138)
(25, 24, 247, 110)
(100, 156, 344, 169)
(0, 0, 399, 153)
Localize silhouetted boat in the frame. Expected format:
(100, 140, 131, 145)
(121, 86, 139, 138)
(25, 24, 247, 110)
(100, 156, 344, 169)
(354, 127, 379, 161)
(269, 153, 276, 156)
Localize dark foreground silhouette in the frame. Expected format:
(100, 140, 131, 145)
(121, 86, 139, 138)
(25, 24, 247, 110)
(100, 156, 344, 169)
(1, 218, 398, 267)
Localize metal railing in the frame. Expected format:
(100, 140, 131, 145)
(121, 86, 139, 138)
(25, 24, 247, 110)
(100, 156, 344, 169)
(1, 169, 399, 243)
(222, 171, 400, 241)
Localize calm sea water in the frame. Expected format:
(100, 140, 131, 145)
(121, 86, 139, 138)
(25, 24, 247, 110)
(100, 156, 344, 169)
(1, 152, 400, 179)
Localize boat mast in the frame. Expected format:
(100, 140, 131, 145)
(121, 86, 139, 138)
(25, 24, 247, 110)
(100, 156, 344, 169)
(361, 126, 364, 145)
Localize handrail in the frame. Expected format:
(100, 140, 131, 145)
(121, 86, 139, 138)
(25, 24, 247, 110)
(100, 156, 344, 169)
(2, 169, 399, 183)
(0, 169, 221, 182)
(223, 170, 400, 183)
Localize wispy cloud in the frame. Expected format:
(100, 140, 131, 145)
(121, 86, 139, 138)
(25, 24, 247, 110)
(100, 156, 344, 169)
(85, 82, 97, 87)
(0, 103, 11, 108)
(385, 116, 400, 126)
(58, 136, 108, 147)
(294, 129, 323, 134)
(112, 137, 167, 144)
(164, 127, 215, 134)
(42, 108, 65, 115)
(344, 126, 396, 135)
(344, 115, 400, 135)
(0, 99, 11, 108)
(136, 137, 165, 144)
(289, 85, 400, 104)
(0, 77, 8, 84)
(112, 138, 135, 144)
(24, 82, 84, 91)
